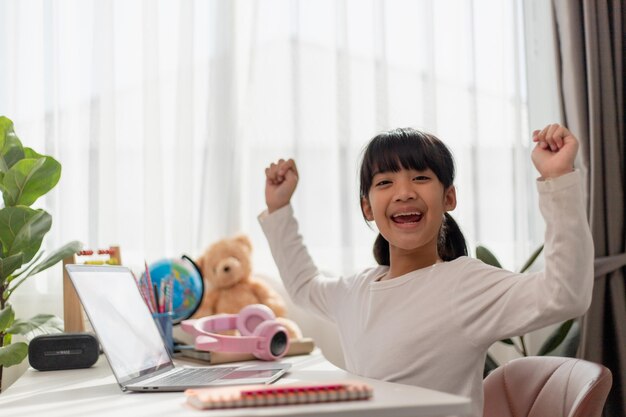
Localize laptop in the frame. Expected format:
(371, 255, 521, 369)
(65, 264, 291, 392)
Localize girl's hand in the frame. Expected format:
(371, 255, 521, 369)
(265, 158, 299, 213)
(531, 123, 578, 179)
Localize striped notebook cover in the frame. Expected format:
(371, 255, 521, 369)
(185, 380, 373, 410)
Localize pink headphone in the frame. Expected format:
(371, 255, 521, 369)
(180, 304, 290, 361)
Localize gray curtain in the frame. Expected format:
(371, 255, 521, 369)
(552, 1, 625, 415)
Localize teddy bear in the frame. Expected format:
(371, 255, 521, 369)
(193, 234, 302, 340)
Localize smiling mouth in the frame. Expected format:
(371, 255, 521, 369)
(391, 212, 423, 224)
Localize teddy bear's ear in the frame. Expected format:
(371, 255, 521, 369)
(233, 234, 253, 252)
(195, 254, 205, 272)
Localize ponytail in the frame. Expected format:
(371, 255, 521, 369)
(373, 233, 390, 266)
(372, 213, 467, 266)
(438, 213, 468, 261)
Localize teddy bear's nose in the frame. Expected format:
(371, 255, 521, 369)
(223, 266, 230, 273)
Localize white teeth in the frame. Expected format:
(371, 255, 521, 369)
(392, 212, 422, 218)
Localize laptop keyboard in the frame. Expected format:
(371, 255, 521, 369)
(155, 367, 238, 386)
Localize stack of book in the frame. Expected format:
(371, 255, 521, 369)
(174, 337, 316, 364)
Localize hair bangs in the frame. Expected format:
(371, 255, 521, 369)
(369, 136, 431, 175)
(359, 128, 454, 199)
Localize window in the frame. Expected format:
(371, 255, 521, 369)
(1, 0, 541, 313)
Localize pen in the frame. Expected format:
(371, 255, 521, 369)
(153, 283, 160, 313)
(133, 271, 153, 311)
(159, 280, 167, 314)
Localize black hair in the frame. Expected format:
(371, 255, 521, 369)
(359, 127, 468, 265)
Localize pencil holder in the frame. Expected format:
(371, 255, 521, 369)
(152, 312, 174, 355)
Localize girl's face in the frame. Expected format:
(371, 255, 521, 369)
(361, 167, 456, 258)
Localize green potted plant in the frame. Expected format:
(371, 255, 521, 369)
(0, 116, 82, 391)
(477, 244, 579, 376)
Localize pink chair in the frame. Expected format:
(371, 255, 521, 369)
(483, 356, 612, 417)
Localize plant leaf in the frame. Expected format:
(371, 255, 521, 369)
(519, 244, 544, 273)
(0, 341, 28, 367)
(0, 304, 15, 332)
(8, 241, 82, 296)
(476, 245, 502, 268)
(0, 116, 7, 150)
(23, 147, 45, 159)
(0, 116, 25, 173)
(6, 314, 64, 338)
(0, 252, 23, 283)
(9, 250, 43, 281)
(536, 319, 575, 356)
(2, 156, 61, 207)
(0, 207, 42, 254)
(547, 320, 580, 357)
(25, 241, 82, 278)
(484, 352, 499, 378)
(0, 207, 51, 264)
(2, 158, 47, 205)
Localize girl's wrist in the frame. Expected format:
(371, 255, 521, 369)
(267, 202, 289, 214)
(539, 167, 575, 180)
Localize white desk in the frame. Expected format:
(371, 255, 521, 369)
(0, 351, 471, 417)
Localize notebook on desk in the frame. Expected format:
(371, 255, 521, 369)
(65, 264, 290, 392)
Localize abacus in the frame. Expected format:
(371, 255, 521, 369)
(62, 246, 122, 332)
(76, 248, 122, 265)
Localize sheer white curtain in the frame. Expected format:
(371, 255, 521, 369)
(1, 0, 540, 367)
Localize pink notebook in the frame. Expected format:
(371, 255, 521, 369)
(185, 380, 373, 410)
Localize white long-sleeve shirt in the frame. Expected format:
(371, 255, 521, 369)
(259, 170, 593, 417)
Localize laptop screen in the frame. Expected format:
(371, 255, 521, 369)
(66, 264, 172, 384)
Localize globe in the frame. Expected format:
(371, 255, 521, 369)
(144, 256, 204, 324)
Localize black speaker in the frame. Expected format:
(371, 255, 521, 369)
(28, 333, 99, 371)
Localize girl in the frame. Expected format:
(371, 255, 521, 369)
(259, 124, 593, 417)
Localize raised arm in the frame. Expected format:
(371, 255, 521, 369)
(260, 159, 344, 322)
(454, 124, 593, 347)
